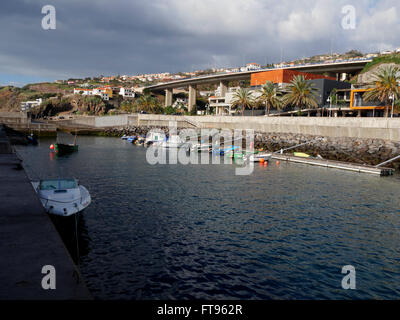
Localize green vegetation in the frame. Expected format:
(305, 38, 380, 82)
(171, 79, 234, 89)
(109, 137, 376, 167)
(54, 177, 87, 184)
(361, 54, 400, 74)
(363, 65, 400, 117)
(120, 94, 163, 114)
(344, 50, 363, 58)
(28, 93, 58, 100)
(120, 100, 136, 113)
(282, 75, 319, 116)
(136, 94, 162, 113)
(163, 106, 176, 115)
(231, 88, 255, 116)
(257, 81, 283, 116)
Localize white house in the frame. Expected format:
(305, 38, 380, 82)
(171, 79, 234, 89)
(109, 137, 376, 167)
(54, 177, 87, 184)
(240, 63, 261, 72)
(74, 88, 93, 95)
(119, 87, 135, 98)
(92, 88, 102, 95)
(172, 98, 187, 109)
(20, 98, 43, 111)
(101, 93, 110, 101)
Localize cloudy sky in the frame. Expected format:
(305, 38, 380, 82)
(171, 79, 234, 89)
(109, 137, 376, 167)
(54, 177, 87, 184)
(1, 0, 400, 85)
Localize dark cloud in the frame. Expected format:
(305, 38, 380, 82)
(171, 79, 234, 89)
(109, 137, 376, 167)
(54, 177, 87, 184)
(1, 0, 399, 82)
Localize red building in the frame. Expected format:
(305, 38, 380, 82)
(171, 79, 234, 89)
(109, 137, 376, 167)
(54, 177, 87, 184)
(250, 69, 335, 86)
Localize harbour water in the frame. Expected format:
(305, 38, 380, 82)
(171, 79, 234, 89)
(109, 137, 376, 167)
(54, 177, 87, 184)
(16, 136, 400, 299)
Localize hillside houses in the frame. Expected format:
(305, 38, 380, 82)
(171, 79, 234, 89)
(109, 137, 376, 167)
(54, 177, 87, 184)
(73, 86, 135, 101)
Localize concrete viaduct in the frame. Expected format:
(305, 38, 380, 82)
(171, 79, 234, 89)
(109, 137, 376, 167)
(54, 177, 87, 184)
(145, 60, 372, 111)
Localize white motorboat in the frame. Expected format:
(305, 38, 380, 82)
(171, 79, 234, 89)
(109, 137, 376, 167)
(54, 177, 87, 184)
(145, 131, 166, 146)
(31, 178, 91, 217)
(160, 135, 187, 148)
(190, 143, 212, 153)
(247, 153, 272, 162)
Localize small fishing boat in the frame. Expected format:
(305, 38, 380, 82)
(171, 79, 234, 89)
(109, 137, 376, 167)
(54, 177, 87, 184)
(121, 135, 136, 141)
(190, 143, 213, 153)
(247, 153, 272, 162)
(26, 133, 38, 145)
(135, 136, 146, 145)
(53, 143, 79, 155)
(145, 132, 166, 146)
(213, 146, 240, 155)
(51, 131, 78, 155)
(31, 178, 91, 217)
(160, 135, 187, 148)
(225, 149, 245, 159)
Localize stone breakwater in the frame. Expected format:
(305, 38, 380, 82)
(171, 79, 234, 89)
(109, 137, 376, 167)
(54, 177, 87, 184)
(102, 126, 400, 169)
(254, 133, 400, 169)
(100, 126, 167, 137)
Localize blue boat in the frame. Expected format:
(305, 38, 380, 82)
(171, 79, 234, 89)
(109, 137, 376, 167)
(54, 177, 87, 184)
(213, 145, 240, 155)
(27, 134, 38, 145)
(121, 135, 137, 141)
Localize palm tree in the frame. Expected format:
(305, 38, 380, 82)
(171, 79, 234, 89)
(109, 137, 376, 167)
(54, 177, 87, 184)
(258, 81, 282, 116)
(231, 88, 254, 116)
(136, 94, 160, 113)
(282, 75, 319, 116)
(363, 65, 400, 117)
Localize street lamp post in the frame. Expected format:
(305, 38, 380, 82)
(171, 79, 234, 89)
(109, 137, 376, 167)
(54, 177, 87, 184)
(327, 96, 331, 117)
(390, 94, 395, 118)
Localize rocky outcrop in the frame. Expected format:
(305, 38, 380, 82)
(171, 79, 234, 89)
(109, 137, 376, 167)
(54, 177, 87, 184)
(101, 126, 170, 137)
(358, 62, 399, 83)
(32, 95, 107, 118)
(253, 132, 400, 168)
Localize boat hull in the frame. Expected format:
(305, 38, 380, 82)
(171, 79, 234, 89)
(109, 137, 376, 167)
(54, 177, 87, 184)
(248, 153, 272, 162)
(55, 143, 78, 155)
(32, 182, 91, 217)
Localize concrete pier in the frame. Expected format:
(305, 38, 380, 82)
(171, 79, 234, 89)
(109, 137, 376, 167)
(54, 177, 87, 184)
(165, 88, 173, 107)
(188, 85, 197, 112)
(271, 153, 394, 176)
(0, 125, 91, 300)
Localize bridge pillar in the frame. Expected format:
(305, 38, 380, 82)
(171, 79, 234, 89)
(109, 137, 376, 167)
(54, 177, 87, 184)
(165, 89, 173, 107)
(188, 85, 197, 112)
(219, 81, 228, 97)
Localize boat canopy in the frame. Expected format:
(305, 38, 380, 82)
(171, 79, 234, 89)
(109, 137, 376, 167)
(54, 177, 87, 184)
(39, 179, 77, 190)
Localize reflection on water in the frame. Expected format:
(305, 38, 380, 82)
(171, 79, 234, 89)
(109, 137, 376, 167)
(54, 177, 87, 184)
(16, 136, 400, 300)
(49, 214, 90, 264)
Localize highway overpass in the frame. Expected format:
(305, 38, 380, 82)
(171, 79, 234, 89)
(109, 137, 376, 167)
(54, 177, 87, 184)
(146, 59, 372, 111)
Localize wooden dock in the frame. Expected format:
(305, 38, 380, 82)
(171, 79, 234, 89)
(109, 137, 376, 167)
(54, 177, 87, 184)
(271, 154, 394, 176)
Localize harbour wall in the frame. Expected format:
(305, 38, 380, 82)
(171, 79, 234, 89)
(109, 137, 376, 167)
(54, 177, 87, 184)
(0, 124, 91, 299)
(137, 115, 400, 141)
(3, 112, 400, 142)
(0, 112, 56, 136)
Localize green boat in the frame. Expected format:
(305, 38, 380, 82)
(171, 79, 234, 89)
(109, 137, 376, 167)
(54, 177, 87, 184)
(54, 131, 78, 155)
(225, 151, 244, 159)
(55, 143, 78, 155)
